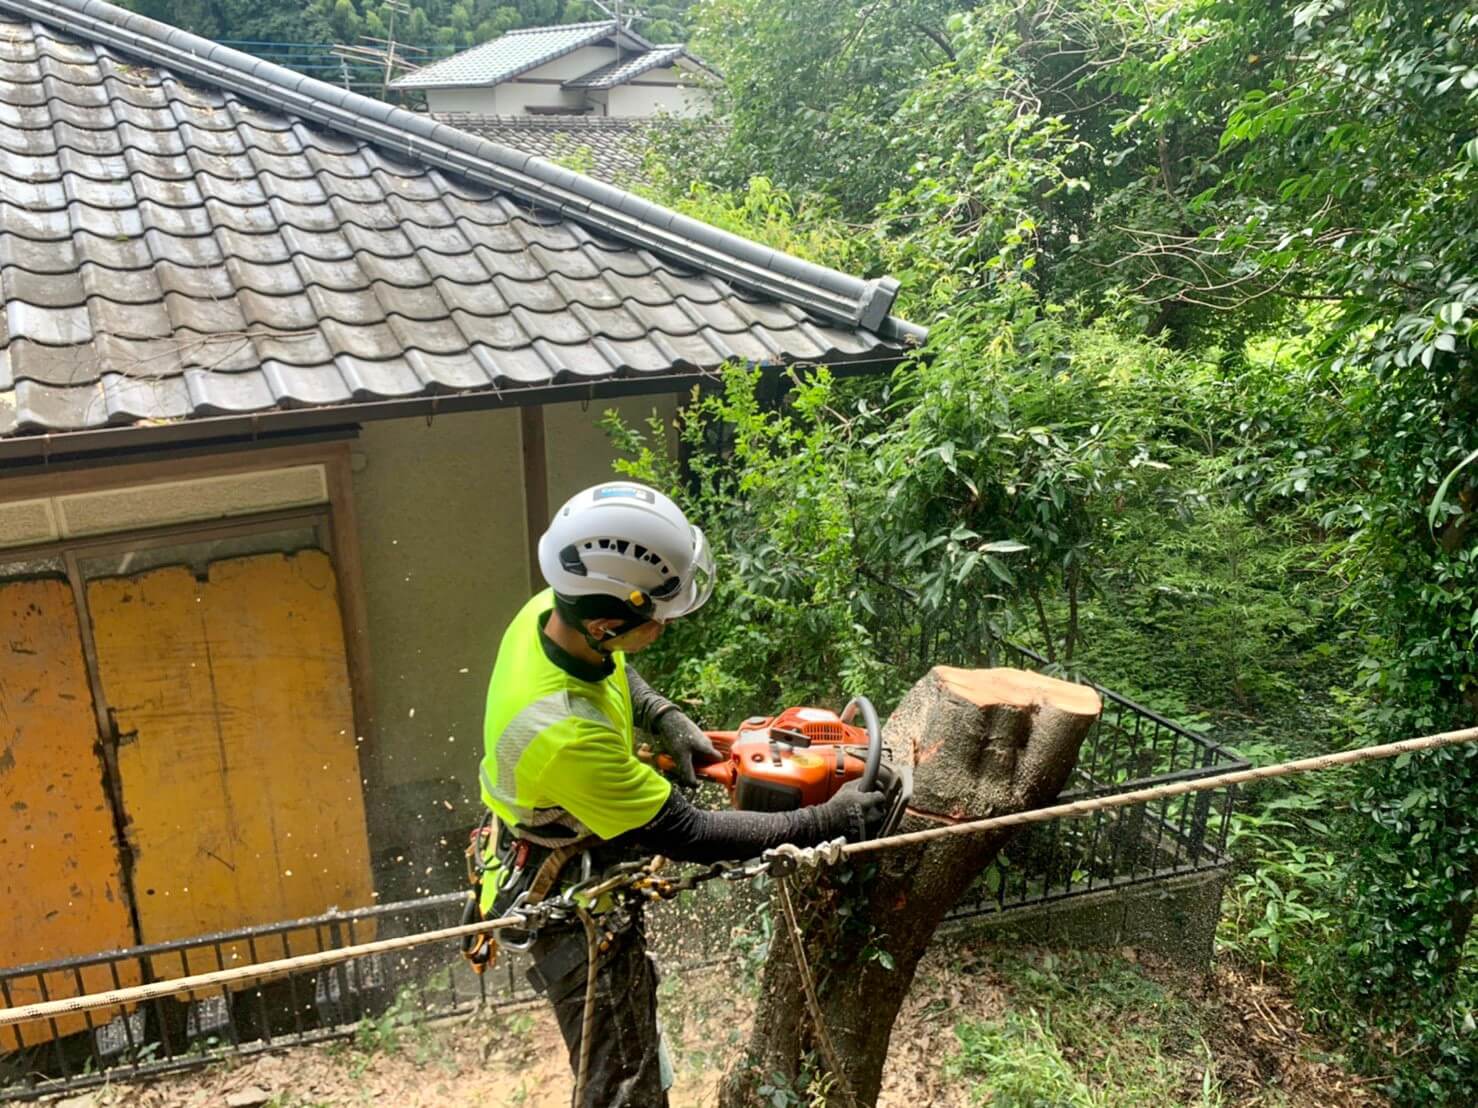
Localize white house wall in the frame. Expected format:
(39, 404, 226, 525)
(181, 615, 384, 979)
(605, 68, 713, 118)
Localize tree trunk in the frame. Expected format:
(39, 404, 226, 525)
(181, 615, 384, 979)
(720, 666, 1100, 1108)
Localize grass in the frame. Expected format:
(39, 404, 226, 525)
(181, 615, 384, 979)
(944, 948, 1233, 1108)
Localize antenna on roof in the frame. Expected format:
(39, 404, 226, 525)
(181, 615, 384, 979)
(588, 0, 646, 67)
(332, 0, 426, 98)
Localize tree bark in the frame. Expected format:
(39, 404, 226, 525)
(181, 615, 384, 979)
(720, 666, 1100, 1107)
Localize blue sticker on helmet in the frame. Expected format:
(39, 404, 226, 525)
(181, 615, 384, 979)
(593, 487, 655, 502)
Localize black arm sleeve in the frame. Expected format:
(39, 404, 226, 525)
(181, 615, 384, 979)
(611, 787, 860, 865)
(626, 666, 677, 734)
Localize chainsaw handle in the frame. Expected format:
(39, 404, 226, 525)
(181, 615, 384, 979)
(638, 744, 733, 786)
(841, 696, 883, 793)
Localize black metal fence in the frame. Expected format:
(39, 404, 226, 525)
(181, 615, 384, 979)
(1, 657, 1244, 1101)
(955, 644, 1247, 917)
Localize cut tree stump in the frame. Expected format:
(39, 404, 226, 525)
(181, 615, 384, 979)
(720, 666, 1101, 1108)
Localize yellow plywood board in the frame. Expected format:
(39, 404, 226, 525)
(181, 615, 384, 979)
(89, 551, 374, 979)
(0, 578, 139, 1049)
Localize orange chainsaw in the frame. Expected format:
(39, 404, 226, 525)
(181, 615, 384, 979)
(643, 697, 912, 836)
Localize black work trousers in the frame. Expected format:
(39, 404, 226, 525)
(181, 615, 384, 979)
(527, 911, 668, 1107)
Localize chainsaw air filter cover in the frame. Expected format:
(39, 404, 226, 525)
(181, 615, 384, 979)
(704, 706, 873, 811)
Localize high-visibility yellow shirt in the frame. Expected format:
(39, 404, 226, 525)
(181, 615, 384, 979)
(479, 589, 671, 843)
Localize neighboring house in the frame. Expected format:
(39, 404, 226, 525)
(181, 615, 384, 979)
(390, 19, 716, 118)
(434, 113, 657, 184)
(0, 0, 920, 1032)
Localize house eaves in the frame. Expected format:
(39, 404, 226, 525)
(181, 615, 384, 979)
(563, 45, 716, 91)
(6, 0, 912, 336)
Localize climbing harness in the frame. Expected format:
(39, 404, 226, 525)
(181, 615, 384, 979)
(5, 722, 1476, 1033)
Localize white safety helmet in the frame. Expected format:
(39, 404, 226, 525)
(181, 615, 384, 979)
(538, 482, 716, 623)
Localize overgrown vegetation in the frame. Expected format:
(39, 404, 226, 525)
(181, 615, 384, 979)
(613, 1, 1476, 1101)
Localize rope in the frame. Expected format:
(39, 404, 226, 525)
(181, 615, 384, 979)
(0, 910, 532, 1029)
(837, 723, 1478, 859)
(573, 906, 601, 1107)
(775, 876, 855, 1108)
(2, 723, 1474, 1030)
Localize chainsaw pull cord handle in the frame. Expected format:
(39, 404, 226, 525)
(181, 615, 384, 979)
(840, 696, 883, 793)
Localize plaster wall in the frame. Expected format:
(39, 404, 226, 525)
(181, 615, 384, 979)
(349, 408, 527, 891)
(605, 72, 712, 118)
(541, 394, 679, 511)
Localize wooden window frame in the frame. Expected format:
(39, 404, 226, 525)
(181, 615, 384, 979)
(0, 441, 377, 757)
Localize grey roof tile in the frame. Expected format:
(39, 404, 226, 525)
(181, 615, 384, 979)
(214, 225, 291, 264)
(266, 194, 339, 232)
(88, 294, 171, 338)
(390, 21, 625, 91)
(8, 334, 101, 383)
(0, 5, 909, 441)
(317, 318, 402, 361)
(252, 329, 334, 365)
(447, 309, 526, 349)
(165, 293, 249, 335)
(144, 227, 223, 267)
(292, 254, 371, 292)
(384, 280, 462, 320)
(259, 359, 351, 406)
(1, 265, 86, 306)
(184, 365, 275, 412)
(474, 343, 552, 384)
(175, 330, 259, 371)
(7, 300, 91, 343)
(117, 120, 184, 155)
(99, 370, 190, 420)
(386, 315, 468, 355)
(562, 44, 693, 90)
(349, 250, 429, 289)
(227, 258, 305, 296)
(55, 117, 121, 154)
(95, 333, 184, 377)
(431, 277, 507, 316)
(334, 352, 425, 398)
(1, 230, 80, 270)
(70, 204, 143, 238)
(236, 288, 316, 330)
(152, 261, 233, 300)
(11, 376, 104, 431)
(341, 226, 416, 260)
(281, 225, 354, 262)
(0, 124, 55, 153)
(405, 348, 491, 391)
(304, 285, 387, 326)
(0, 203, 70, 239)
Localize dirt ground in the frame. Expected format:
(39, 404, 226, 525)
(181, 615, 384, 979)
(51, 941, 1386, 1108)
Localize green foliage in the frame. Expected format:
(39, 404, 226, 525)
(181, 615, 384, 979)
(947, 947, 1229, 1107)
(119, 0, 699, 75)
(647, 2, 1476, 1100)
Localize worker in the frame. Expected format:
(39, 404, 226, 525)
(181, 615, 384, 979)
(476, 481, 887, 1106)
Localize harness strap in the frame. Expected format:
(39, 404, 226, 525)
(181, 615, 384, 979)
(525, 836, 596, 904)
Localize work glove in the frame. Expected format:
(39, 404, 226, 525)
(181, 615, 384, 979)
(652, 707, 721, 789)
(628, 667, 721, 788)
(819, 780, 890, 842)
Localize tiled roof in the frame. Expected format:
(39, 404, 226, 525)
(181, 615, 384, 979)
(434, 115, 655, 183)
(0, 0, 921, 455)
(563, 45, 695, 90)
(390, 21, 638, 91)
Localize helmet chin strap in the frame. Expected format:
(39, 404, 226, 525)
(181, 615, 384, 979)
(554, 591, 652, 655)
